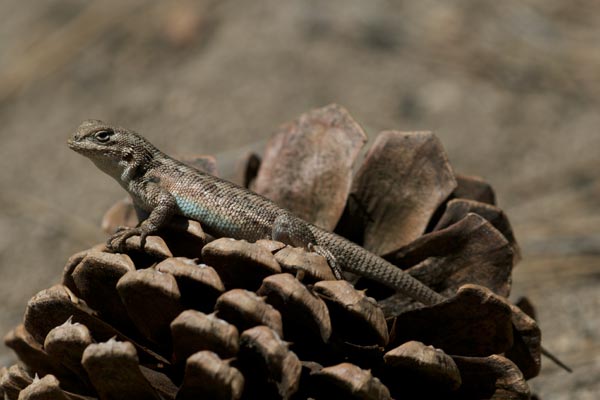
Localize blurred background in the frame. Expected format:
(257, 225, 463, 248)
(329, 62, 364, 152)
(0, 1, 598, 398)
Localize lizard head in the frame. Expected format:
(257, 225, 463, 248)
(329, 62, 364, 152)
(68, 119, 154, 179)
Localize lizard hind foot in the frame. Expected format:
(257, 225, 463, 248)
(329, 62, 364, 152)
(272, 214, 344, 280)
(309, 244, 343, 280)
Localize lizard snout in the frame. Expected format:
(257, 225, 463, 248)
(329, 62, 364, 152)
(67, 134, 81, 149)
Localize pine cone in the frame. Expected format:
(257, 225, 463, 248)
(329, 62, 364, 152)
(2, 104, 540, 399)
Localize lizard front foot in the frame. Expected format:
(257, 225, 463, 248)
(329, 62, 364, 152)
(107, 226, 149, 252)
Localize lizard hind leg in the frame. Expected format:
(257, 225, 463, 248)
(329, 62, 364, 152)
(272, 214, 343, 279)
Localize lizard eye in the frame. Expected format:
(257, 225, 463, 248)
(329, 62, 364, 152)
(94, 130, 112, 143)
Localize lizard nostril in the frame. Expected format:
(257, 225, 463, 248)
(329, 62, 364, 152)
(67, 135, 79, 147)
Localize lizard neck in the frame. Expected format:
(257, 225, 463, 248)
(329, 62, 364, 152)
(93, 141, 164, 187)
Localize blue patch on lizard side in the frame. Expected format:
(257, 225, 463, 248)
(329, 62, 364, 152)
(174, 195, 236, 234)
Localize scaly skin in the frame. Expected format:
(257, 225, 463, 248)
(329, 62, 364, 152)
(68, 120, 445, 305)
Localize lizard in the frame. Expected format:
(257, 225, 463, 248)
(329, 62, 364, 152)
(68, 119, 446, 306)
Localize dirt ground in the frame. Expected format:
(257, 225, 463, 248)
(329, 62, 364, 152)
(0, 1, 598, 398)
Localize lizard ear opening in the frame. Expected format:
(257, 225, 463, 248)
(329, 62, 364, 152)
(122, 150, 134, 162)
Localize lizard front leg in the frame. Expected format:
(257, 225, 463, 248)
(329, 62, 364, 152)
(108, 190, 177, 252)
(272, 213, 343, 279)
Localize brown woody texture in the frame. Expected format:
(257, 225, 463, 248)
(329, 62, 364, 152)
(2, 105, 539, 400)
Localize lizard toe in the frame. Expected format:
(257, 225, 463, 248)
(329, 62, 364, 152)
(139, 231, 148, 250)
(114, 225, 130, 234)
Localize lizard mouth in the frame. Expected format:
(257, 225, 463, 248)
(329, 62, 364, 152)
(67, 138, 78, 150)
(67, 137, 87, 154)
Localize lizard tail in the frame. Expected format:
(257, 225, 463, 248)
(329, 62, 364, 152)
(312, 228, 446, 305)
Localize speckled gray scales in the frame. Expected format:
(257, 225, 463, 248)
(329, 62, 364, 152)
(155, 162, 283, 241)
(69, 120, 445, 305)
